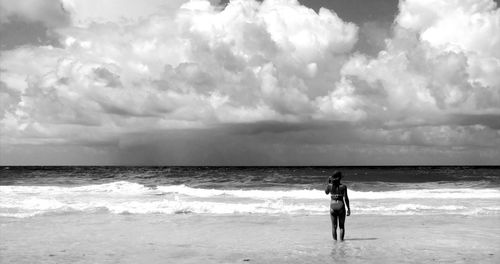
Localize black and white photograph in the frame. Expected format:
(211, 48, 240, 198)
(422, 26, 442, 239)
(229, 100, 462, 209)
(1, 0, 499, 263)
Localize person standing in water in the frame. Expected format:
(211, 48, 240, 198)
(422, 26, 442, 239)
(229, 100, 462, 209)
(325, 171, 350, 241)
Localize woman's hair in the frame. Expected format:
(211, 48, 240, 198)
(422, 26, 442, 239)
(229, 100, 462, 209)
(332, 171, 342, 180)
(330, 171, 342, 187)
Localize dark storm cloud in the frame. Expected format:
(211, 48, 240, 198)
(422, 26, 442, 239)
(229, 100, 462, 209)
(0, 0, 71, 29)
(449, 114, 500, 130)
(112, 125, 500, 165)
(222, 121, 333, 135)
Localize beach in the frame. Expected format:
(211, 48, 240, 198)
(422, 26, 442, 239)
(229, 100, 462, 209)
(1, 214, 499, 263)
(1, 166, 500, 263)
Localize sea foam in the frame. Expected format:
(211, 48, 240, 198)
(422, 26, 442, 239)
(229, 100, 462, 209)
(1, 181, 500, 218)
(2, 181, 499, 199)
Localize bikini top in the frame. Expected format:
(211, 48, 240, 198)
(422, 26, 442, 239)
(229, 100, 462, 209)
(329, 184, 344, 200)
(331, 194, 343, 200)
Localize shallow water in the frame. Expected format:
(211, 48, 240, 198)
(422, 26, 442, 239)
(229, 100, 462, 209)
(1, 214, 499, 263)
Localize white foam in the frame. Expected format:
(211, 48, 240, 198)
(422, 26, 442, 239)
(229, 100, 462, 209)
(156, 185, 328, 199)
(0, 181, 151, 195)
(1, 181, 500, 218)
(2, 181, 499, 200)
(159, 185, 500, 200)
(0, 198, 325, 217)
(1, 198, 499, 218)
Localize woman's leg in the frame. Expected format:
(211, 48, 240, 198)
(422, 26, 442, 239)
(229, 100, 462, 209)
(338, 208, 346, 241)
(330, 213, 338, 240)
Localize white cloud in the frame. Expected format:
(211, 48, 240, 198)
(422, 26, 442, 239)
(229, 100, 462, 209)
(340, 0, 500, 120)
(62, 0, 188, 26)
(0, 0, 358, 146)
(322, 0, 500, 162)
(0, 0, 499, 164)
(399, 0, 500, 89)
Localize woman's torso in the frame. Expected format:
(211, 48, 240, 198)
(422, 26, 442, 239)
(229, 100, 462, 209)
(329, 184, 345, 200)
(329, 184, 345, 210)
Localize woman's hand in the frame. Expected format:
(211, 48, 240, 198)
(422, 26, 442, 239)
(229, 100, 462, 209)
(325, 183, 331, 194)
(346, 209, 351, 216)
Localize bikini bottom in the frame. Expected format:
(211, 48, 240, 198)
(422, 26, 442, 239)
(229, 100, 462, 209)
(330, 200, 345, 216)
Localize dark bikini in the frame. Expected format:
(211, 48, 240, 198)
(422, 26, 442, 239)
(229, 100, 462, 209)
(329, 185, 345, 216)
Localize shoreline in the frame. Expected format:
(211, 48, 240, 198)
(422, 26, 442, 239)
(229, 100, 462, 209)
(1, 214, 499, 263)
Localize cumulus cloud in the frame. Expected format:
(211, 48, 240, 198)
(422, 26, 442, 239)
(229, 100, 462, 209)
(61, 0, 188, 26)
(0, 0, 499, 164)
(1, 0, 359, 144)
(341, 0, 500, 117)
(321, 0, 500, 163)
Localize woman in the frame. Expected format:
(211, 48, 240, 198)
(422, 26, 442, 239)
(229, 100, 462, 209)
(325, 171, 350, 241)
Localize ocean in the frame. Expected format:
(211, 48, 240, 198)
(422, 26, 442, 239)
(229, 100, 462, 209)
(2, 166, 499, 217)
(1, 166, 500, 263)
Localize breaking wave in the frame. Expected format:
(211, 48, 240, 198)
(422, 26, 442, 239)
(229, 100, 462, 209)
(1, 181, 499, 218)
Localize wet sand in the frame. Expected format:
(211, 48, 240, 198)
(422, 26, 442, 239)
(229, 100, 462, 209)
(1, 214, 499, 263)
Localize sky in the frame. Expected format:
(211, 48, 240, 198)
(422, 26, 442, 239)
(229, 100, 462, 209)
(0, 0, 499, 165)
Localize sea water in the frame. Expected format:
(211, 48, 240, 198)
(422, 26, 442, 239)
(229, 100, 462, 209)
(2, 166, 499, 218)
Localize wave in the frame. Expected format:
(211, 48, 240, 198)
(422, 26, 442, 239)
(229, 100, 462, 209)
(158, 185, 500, 200)
(2, 198, 499, 218)
(1, 181, 500, 218)
(2, 181, 499, 199)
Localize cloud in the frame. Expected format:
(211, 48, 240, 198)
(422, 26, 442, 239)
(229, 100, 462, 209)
(1, 0, 359, 144)
(0, 0, 499, 164)
(397, 0, 500, 88)
(0, 0, 70, 27)
(339, 0, 500, 121)
(321, 0, 500, 163)
(61, 0, 188, 26)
